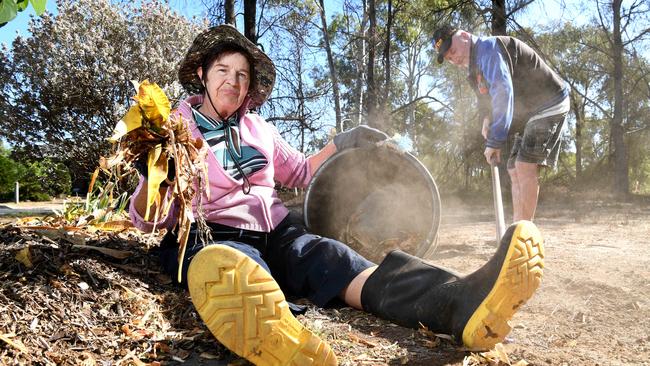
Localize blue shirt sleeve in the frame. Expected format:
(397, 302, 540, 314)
(476, 40, 514, 148)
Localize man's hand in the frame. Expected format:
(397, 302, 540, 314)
(481, 117, 491, 140)
(333, 125, 389, 151)
(484, 147, 501, 165)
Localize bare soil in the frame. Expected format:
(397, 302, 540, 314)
(0, 196, 648, 365)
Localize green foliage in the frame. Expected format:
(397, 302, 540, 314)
(15, 163, 51, 201)
(57, 180, 129, 224)
(28, 158, 72, 197)
(0, 146, 21, 197)
(0, 145, 71, 201)
(539, 20, 650, 194)
(0, 0, 47, 27)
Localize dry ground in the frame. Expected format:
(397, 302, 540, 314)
(0, 196, 648, 365)
(425, 197, 650, 366)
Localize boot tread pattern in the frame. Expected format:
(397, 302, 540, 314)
(463, 221, 544, 350)
(188, 245, 337, 366)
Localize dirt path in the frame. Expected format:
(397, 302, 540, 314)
(0, 200, 64, 220)
(425, 201, 650, 365)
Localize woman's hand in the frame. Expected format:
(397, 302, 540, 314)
(333, 125, 389, 151)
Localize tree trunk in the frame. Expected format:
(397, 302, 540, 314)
(491, 0, 507, 35)
(610, 0, 629, 197)
(381, 0, 393, 131)
(225, 0, 236, 25)
(366, 0, 378, 128)
(243, 0, 257, 43)
(354, 0, 369, 127)
(318, 0, 343, 133)
(403, 30, 424, 148)
(570, 91, 583, 182)
(298, 58, 306, 152)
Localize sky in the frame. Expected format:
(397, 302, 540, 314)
(0, 0, 594, 49)
(0, 0, 56, 47)
(0, 0, 206, 47)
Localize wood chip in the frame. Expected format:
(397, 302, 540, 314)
(0, 333, 29, 353)
(72, 244, 132, 260)
(348, 332, 378, 347)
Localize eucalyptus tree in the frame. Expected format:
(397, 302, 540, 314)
(328, 0, 369, 128)
(201, 0, 236, 25)
(0, 0, 202, 186)
(538, 24, 608, 184)
(539, 13, 650, 195)
(471, 0, 537, 35)
(316, 0, 343, 132)
(592, 0, 650, 196)
(619, 53, 650, 193)
(257, 0, 332, 152)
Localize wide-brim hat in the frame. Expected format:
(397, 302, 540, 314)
(433, 25, 457, 64)
(178, 24, 275, 108)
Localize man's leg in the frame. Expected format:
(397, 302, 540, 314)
(511, 95, 569, 221)
(508, 165, 522, 221)
(511, 161, 540, 221)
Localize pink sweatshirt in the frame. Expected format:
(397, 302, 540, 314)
(129, 95, 313, 233)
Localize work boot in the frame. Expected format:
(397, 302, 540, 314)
(187, 244, 337, 366)
(361, 220, 544, 350)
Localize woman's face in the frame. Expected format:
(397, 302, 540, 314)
(197, 51, 251, 118)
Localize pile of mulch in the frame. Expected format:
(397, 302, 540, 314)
(0, 221, 519, 365)
(0, 223, 231, 365)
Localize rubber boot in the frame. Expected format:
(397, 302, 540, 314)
(187, 244, 337, 366)
(361, 220, 544, 350)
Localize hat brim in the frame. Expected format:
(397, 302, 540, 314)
(178, 25, 275, 108)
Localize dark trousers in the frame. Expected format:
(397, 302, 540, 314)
(159, 211, 374, 307)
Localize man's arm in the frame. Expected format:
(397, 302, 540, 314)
(477, 41, 514, 149)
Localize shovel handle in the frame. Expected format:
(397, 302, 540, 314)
(491, 162, 506, 242)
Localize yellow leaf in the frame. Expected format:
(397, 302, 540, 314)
(87, 168, 100, 195)
(135, 80, 170, 127)
(108, 105, 143, 142)
(176, 214, 191, 283)
(91, 220, 134, 232)
(15, 248, 33, 268)
(144, 145, 168, 221)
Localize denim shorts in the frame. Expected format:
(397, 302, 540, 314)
(159, 211, 374, 308)
(507, 100, 569, 170)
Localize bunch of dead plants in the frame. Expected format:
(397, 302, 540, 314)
(101, 80, 210, 281)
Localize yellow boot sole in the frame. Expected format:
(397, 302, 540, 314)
(187, 244, 338, 366)
(462, 221, 545, 349)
